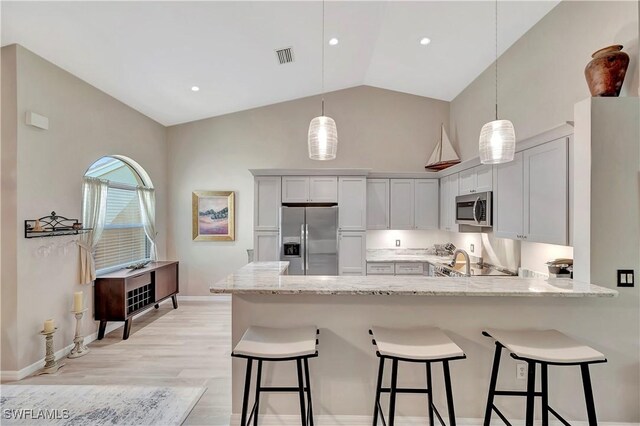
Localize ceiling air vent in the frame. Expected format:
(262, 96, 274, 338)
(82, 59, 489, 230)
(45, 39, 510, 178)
(275, 47, 294, 65)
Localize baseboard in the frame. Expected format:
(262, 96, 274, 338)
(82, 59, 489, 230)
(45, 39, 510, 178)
(229, 414, 638, 426)
(0, 300, 170, 382)
(177, 295, 231, 301)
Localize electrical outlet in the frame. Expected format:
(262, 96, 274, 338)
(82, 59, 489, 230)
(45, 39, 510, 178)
(470, 244, 475, 253)
(395, 240, 401, 247)
(618, 269, 634, 287)
(516, 363, 527, 380)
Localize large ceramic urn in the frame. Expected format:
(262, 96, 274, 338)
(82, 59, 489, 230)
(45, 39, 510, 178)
(584, 45, 630, 97)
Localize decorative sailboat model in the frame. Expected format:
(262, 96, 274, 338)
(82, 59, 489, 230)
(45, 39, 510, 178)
(425, 124, 461, 171)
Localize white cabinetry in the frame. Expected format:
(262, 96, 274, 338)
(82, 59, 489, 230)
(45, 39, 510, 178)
(254, 177, 281, 231)
(338, 177, 367, 231)
(414, 179, 439, 230)
(282, 176, 338, 203)
(366, 179, 390, 230)
(494, 138, 568, 245)
(254, 231, 279, 261)
(459, 164, 493, 195)
(439, 173, 459, 232)
(390, 179, 415, 230)
(338, 232, 366, 275)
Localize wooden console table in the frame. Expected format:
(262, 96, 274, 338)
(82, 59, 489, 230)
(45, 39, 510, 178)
(95, 261, 179, 340)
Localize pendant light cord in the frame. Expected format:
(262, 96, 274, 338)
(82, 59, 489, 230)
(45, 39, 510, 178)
(495, 0, 498, 121)
(321, 0, 325, 116)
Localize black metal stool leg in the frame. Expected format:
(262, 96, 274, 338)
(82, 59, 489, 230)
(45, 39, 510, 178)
(443, 360, 457, 426)
(296, 358, 307, 426)
(525, 361, 536, 426)
(388, 359, 399, 426)
(373, 357, 385, 426)
(426, 362, 434, 426)
(254, 360, 262, 426)
(240, 358, 253, 426)
(304, 358, 314, 426)
(581, 364, 598, 426)
(484, 344, 502, 426)
(541, 363, 549, 426)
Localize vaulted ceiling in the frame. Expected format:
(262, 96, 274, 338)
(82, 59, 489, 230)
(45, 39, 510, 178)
(1, 1, 559, 125)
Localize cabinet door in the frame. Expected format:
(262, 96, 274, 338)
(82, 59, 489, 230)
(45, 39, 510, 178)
(366, 179, 389, 230)
(282, 177, 309, 202)
(254, 231, 280, 261)
(494, 152, 524, 240)
(390, 179, 415, 230)
(524, 138, 568, 245)
(414, 179, 439, 230)
(447, 174, 459, 232)
(338, 177, 367, 231)
(309, 176, 338, 202)
(439, 176, 448, 230)
(458, 168, 477, 195)
(338, 232, 366, 276)
(475, 164, 493, 192)
(254, 177, 281, 231)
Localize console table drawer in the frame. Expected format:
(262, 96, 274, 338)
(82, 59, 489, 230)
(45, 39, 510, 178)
(126, 272, 152, 291)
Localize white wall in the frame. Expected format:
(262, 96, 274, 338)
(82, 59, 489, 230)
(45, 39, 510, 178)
(1, 45, 168, 372)
(167, 86, 449, 295)
(450, 0, 639, 160)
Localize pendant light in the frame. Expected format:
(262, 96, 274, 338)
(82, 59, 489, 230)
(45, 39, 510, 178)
(479, 0, 515, 164)
(308, 0, 338, 161)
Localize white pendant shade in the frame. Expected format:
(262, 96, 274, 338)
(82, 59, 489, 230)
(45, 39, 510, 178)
(479, 119, 516, 164)
(308, 115, 338, 161)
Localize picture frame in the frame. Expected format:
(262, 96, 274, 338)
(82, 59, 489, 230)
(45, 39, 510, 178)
(192, 190, 235, 241)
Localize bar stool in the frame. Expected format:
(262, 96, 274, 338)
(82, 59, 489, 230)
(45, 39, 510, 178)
(232, 325, 319, 426)
(369, 326, 466, 426)
(482, 329, 607, 426)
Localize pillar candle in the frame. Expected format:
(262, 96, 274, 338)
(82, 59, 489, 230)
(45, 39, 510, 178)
(44, 319, 55, 333)
(73, 291, 83, 312)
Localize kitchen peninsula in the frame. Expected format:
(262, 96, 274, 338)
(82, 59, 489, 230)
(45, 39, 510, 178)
(212, 262, 617, 421)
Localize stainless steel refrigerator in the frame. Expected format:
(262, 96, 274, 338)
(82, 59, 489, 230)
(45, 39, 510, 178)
(281, 206, 338, 275)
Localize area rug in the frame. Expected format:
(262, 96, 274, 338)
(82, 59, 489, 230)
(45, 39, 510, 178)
(0, 385, 206, 425)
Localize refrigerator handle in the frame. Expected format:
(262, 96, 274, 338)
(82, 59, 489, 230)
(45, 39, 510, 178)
(300, 224, 306, 272)
(305, 224, 309, 272)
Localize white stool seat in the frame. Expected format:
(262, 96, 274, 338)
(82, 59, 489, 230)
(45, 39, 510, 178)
(484, 329, 606, 364)
(371, 326, 465, 361)
(233, 326, 317, 359)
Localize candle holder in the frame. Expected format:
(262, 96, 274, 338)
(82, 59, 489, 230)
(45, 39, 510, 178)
(38, 328, 65, 375)
(68, 308, 90, 358)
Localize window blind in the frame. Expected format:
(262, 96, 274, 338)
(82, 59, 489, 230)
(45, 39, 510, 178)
(94, 186, 150, 272)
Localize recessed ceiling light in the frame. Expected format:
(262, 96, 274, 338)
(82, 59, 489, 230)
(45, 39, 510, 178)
(191, 86, 200, 92)
(419, 37, 431, 46)
(329, 38, 339, 46)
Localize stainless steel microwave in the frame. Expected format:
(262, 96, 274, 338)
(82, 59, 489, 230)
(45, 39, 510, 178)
(455, 192, 492, 227)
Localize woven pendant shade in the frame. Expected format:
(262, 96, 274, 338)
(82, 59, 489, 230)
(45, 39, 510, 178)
(308, 116, 338, 161)
(479, 119, 515, 164)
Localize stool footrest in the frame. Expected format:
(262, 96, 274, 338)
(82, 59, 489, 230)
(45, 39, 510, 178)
(379, 387, 430, 394)
(495, 390, 543, 397)
(258, 386, 310, 393)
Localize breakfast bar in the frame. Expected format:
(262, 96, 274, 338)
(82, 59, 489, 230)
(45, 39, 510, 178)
(211, 262, 621, 423)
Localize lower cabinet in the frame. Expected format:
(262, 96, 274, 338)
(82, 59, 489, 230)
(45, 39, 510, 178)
(338, 231, 366, 275)
(367, 261, 430, 276)
(254, 231, 279, 261)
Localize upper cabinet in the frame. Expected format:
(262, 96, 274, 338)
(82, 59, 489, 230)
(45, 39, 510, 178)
(414, 179, 439, 230)
(338, 177, 367, 231)
(439, 173, 459, 232)
(282, 176, 338, 203)
(390, 179, 415, 230)
(254, 177, 281, 231)
(459, 164, 493, 195)
(367, 179, 390, 230)
(494, 138, 568, 245)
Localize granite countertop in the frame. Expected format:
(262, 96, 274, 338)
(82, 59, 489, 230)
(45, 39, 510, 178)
(211, 261, 618, 298)
(366, 249, 450, 264)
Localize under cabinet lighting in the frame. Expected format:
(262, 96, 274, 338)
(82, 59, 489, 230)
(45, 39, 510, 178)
(420, 37, 431, 46)
(191, 86, 200, 92)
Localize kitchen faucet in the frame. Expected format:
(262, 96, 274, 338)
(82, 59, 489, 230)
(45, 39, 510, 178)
(451, 249, 471, 277)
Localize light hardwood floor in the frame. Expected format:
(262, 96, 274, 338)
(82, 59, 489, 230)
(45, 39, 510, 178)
(11, 299, 232, 425)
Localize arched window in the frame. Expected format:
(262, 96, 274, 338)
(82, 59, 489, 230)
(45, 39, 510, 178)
(84, 156, 154, 273)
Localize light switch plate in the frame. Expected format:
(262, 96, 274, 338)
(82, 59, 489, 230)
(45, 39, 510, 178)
(617, 269, 634, 287)
(395, 240, 401, 247)
(470, 244, 475, 253)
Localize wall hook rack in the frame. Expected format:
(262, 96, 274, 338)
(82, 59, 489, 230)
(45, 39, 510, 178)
(25, 211, 93, 239)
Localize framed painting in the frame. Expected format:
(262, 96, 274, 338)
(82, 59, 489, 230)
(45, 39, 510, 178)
(192, 191, 235, 241)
